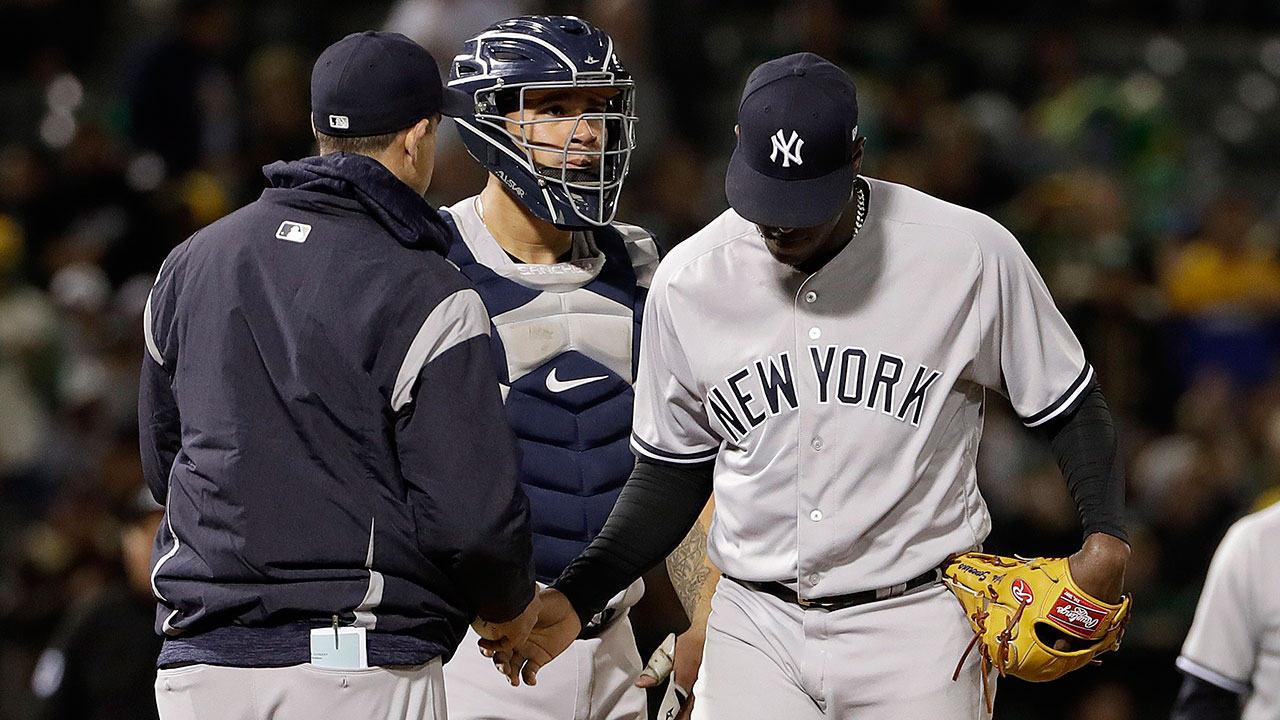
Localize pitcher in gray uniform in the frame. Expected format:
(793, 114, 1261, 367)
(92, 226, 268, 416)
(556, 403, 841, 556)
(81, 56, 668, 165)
(482, 52, 1132, 720)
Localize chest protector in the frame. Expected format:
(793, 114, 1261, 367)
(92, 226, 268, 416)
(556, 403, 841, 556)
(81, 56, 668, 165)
(446, 221, 648, 582)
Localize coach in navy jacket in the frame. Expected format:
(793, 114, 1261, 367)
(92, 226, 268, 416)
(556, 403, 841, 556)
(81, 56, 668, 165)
(137, 33, 535, 713)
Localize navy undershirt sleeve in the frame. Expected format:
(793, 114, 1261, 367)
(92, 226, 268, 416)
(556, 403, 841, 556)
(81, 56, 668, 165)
(1035, 380, 1129, 543)
(1170, 672, 1243, 720)
(553, 459, 714, 627)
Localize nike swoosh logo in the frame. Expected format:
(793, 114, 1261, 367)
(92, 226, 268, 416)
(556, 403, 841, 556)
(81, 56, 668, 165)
(546, 368, 609, 393)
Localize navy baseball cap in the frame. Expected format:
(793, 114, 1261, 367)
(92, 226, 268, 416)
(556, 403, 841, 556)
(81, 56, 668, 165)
(725, 53, 860, 228)
(311, 31, 472, 137)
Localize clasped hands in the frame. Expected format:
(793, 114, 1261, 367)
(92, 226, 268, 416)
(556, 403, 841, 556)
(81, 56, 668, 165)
(471, 587, 582, 687)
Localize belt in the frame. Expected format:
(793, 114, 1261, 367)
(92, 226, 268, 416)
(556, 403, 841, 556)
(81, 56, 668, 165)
(726, 567, 943, 610)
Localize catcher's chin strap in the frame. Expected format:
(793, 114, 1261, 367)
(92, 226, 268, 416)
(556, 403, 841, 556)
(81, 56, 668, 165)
(947, 554, 1027, 714)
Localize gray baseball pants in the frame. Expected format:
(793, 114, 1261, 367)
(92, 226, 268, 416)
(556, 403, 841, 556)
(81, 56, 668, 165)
(155, 658, 445, 719)
(690, 579, 994, 719)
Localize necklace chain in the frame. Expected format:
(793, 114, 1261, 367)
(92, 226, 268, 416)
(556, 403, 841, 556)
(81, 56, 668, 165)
(475, 195, 523, 254)
(851, 180, 867, 238)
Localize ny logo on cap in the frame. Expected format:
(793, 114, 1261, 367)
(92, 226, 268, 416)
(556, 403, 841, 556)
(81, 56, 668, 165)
(769, 129, 804, 167)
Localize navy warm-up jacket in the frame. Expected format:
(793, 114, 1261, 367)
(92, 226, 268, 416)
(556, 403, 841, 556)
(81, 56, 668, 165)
(138, 153, 535, 667)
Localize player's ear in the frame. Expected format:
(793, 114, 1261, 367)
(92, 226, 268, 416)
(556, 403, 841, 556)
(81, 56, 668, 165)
(734, 124, 740, 139)
(852, 136, 867, 174)
(404, 117, 435, 159)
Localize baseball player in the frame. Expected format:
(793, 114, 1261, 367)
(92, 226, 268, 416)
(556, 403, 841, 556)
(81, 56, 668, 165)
(1172, 500, 1280, 720)
(484, 52, 1132, 720)
(438, 16, 703, 720)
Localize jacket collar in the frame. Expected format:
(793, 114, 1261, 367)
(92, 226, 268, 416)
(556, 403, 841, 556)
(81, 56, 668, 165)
(263, 153, 452, 254)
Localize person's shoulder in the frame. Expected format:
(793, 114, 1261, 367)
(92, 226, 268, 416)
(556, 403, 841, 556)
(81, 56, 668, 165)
(393, 246, 472, 296)
(870, 176, 1011, 246)
(652, 208, 757, 287)
(439, 195, 503, 270)
(182, 192, 372, 256)
(154, 205, 254, 278)
(441, 196, 480, 242)
(605, 219, 660, 286)
(1203, 502, 1280, 579)
(607, 220, 658, 258)
(1230, 501, 1280, 546)
(184, 200, 266, 244)
(326, 205, 471, 305)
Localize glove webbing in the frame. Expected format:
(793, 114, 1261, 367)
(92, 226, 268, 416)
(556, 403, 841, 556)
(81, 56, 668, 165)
(951, 576, 1029, 715)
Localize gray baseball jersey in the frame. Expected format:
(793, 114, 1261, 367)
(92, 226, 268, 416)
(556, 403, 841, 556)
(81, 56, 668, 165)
(1177, 502, 1280, 720)
(631, 176, 1093, 597)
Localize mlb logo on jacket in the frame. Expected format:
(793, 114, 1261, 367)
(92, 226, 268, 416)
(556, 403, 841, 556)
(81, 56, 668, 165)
(276, 221, 311, 243)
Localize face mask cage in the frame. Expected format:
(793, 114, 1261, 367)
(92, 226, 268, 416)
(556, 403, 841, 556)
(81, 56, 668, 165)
(472, 78, 637, 226)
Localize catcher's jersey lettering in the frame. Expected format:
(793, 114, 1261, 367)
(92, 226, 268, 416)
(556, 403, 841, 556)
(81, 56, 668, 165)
(632, 177, 1093, 597)
(709, 348, 943, 442)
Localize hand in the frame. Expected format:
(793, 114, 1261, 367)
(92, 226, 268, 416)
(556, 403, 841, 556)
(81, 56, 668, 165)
(480, 587, 580, 687)
(1058, 533, 1130, 652)
(635, 626, 704, 720)
(635, 625, 706, 690)
(671, 622, 706, 690)
(1067, 532, 1130, 603)
(635, 633, 676, 689)
(472, 592, 541, 651)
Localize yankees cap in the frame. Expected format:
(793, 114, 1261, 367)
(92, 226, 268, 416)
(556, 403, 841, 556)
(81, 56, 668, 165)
(311, 31, 472, 138)
(725, 52, 860, 228)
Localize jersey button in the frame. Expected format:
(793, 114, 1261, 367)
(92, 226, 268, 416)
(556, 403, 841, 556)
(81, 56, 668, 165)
(811, 436, 823, 450)
(804, 291, 818, 303)
(808, 572, 821, 585)
(809, 509, 823, 522)
(808, 327, 821, 340)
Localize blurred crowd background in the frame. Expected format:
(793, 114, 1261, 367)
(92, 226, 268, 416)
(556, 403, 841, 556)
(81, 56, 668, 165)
(1, 0, 1279, 718)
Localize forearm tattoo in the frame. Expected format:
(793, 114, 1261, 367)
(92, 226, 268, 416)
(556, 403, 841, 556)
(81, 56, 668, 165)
(667, 519, 712, 618)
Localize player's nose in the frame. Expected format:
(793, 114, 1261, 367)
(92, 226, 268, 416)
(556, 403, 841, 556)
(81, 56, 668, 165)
(569, 115, 601, 144)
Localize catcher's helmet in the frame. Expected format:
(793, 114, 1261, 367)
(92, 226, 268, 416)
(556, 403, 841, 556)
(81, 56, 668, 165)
(449, 15, 636, 227)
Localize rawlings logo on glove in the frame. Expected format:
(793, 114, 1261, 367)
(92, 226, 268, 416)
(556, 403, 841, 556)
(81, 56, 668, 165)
(1049, 589, 1108, 635)
(942, 552, 1132, 712)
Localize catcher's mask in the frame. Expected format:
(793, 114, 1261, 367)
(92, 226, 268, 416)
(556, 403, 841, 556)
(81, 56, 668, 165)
(449, 15, 637, 228)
